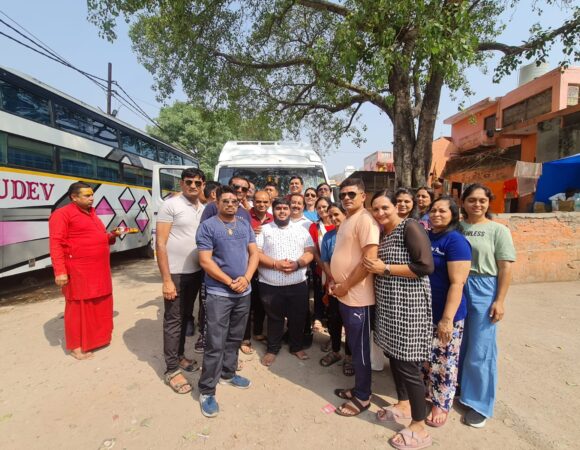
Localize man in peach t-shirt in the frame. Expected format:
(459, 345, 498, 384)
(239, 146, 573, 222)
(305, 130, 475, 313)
(329, 178, 380, 417)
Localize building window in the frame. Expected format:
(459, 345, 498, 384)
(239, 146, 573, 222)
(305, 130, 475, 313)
(0, 80, 51, 125)
(483, 114, 496, 132)
(7, 135, 54, 171)
(568, 85, 579, 106)
(59, 148, 96, 178)
(502, 88, 552, 127)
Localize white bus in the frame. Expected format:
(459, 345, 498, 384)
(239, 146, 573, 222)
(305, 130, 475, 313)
(214, 141, 330, 194)
(0, 66, 197, 278)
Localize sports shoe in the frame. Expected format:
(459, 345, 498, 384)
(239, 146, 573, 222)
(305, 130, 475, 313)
(219, 374, 251, 389)
(199, 394, 219, 418)
(194, 335, 204, 354)
(464, 408, 487, 428)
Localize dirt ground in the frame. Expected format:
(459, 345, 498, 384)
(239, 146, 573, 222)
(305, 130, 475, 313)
(0, 258, 578, 450)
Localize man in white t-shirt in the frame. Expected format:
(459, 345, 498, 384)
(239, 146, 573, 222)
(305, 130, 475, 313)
(289, 193, 312, 231)
(256, 197, 315, 367)
(156, 168, 206, 394)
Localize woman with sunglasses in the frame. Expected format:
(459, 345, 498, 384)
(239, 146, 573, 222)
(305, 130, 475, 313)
(307, 196, 335, 334)
(422, 196, 471, 428)
(303, 188, 319, 222)
(458, 184, 515, 428)
(362, 189, 434, 450)
(396, 187, 419, 220)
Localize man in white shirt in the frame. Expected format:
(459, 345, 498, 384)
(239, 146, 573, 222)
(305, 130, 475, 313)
(156, 168, 206, 394)
(256, 197, 315, 367)
(289, 193, 313, 231)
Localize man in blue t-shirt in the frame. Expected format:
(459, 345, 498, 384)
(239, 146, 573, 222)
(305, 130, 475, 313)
(195, 186, 259, 418)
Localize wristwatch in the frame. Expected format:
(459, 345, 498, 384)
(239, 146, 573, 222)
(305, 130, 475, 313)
(383, 264, 391, 276)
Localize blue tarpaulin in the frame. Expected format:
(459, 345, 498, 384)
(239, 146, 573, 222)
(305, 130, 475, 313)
(535, 153, 580, 202)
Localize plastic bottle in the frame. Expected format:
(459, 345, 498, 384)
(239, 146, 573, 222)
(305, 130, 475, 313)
(574, 193, 580, 212)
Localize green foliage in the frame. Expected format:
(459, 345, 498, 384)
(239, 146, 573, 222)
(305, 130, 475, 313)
(87, 0, 579, 185)
(146, 102, 282, 178)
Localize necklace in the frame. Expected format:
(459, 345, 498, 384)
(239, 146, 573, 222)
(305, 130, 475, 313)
(218, 217, 237, 236)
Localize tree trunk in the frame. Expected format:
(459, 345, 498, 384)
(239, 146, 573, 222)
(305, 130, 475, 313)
(415, 68, 444, 187)
(390, 68, 416, 188)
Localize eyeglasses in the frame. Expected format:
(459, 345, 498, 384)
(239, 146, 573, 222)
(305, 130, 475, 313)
(339, 191, 359, 200)
(221, 199, 239, 205)
(184, 179, 203, 187)
(231, 184, 249, 193)
(304, 193, 317, 197)
(317, 187, 330, 192)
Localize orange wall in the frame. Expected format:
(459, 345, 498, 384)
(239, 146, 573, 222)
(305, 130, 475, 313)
(450, 104, 497, 144)
(430, 137, 456, 184)
(521, 134, 537, 162)
(495, 212, 580, 283)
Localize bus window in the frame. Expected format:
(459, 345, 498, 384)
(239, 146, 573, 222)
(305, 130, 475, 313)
(159, 148, 183, 165)
(97, 159, 121, 182)
(138, 139, 158, 160)
(7, 135, 54, 171)
(143, 169, 152, 188)
(123, 165, 144, 186)
(55, 104, 118, 147)
(0, 80, 51, 125)
(59, 148, 97, 178)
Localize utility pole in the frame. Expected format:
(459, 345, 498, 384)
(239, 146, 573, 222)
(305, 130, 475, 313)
(106, 62, 112, 115)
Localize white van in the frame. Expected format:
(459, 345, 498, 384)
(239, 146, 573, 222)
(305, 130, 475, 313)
(214, 141, 330, 194)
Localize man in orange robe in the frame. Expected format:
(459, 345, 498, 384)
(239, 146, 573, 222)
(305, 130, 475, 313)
(49, 182, 119, 360)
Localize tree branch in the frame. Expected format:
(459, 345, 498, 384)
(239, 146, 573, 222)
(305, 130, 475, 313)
(212, 50, 312, 69)
(478, 16, 580, 55)
(296, 0, 350, 17)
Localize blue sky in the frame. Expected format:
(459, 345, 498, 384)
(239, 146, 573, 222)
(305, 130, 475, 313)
(0, 1, 573, 176)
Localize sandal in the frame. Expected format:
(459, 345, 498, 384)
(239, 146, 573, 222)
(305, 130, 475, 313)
(261, 353, 276, 367)
(334, 388, 354, 400)
(179, 358, 199, 373)
(291, 350, 310, 360)
(164, 369, 192, 394)
(376, 406, 412, 422)
(343, 358, 355, 377)
(335, 396, 370, 417)
(320, 352, 342, 367)
(321, 339, 332, 353)
(240, 340, 255, 355)
(389, 427, 432, 450)
(425, 407, 448, 428)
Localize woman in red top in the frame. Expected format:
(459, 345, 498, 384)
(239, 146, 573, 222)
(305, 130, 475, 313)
(308, 196, 335, 334)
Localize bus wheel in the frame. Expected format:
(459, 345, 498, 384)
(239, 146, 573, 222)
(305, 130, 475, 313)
(139, 243, 155, 259)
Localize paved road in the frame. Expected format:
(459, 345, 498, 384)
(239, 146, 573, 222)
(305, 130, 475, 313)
(0, 257, 578, 449)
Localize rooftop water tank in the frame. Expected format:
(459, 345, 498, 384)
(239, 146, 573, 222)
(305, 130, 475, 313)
(518, 62, 550, 87)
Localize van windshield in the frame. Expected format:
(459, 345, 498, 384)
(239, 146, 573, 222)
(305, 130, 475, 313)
(217, 167, 326, 194)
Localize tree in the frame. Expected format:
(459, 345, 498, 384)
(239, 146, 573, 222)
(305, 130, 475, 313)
(88, 0, 580, 186)
(148, 102, 282, 178)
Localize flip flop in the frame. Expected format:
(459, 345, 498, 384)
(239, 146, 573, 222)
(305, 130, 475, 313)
(425, 408, 448, 428)
(320, 352, 342, 367)
(335, 396, 370, 417)
(240, 341, 255, 355)
(376, 406, 412, 422)
(389, 427, 432, 450)
(291, 351, 310, 360)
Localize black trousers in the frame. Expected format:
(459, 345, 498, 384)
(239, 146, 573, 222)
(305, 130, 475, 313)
(260, 281, 308, 354)
(389, 357, 428, 421)
(163, 271, 202, 373)
(327, 295, 351, 355)
(243, 277, 266, 340)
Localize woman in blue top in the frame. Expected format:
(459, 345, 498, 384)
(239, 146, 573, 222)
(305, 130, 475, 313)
(459, 183, 516, 429)
(422, 196, 472, 428)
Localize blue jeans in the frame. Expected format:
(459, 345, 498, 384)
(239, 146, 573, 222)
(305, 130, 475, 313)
(198, 292, 251, 396)
(339, 303, 374, 401)
(460, 276, 498, 418)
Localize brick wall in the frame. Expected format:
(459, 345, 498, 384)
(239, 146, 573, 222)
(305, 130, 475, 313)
(495, 212, 580, 283)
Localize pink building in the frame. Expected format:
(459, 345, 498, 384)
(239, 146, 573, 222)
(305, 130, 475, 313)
(363, 151, 394, 172)
(440, 66, 580, 212)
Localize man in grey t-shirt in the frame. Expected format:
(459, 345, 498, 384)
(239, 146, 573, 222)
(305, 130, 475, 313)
(156, 168, 206, 394)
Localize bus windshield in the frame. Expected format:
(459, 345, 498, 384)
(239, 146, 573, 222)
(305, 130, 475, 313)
(217, 167, 327, 193)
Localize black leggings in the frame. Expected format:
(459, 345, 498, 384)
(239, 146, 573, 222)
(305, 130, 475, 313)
(327, 296, 351, 355)
(389, 357, 427, 421)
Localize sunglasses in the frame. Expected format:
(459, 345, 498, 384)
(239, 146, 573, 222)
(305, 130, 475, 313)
(304, 193, 317, 197)
(231, 184, 249, 193)
(318, 187, 330, 192)
(222, 199, 239, 205)
(339, 191, 359, 200)
(184, 179, 203, 187)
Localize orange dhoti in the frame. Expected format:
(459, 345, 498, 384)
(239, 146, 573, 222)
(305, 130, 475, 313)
(64, 295, 113, 352)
